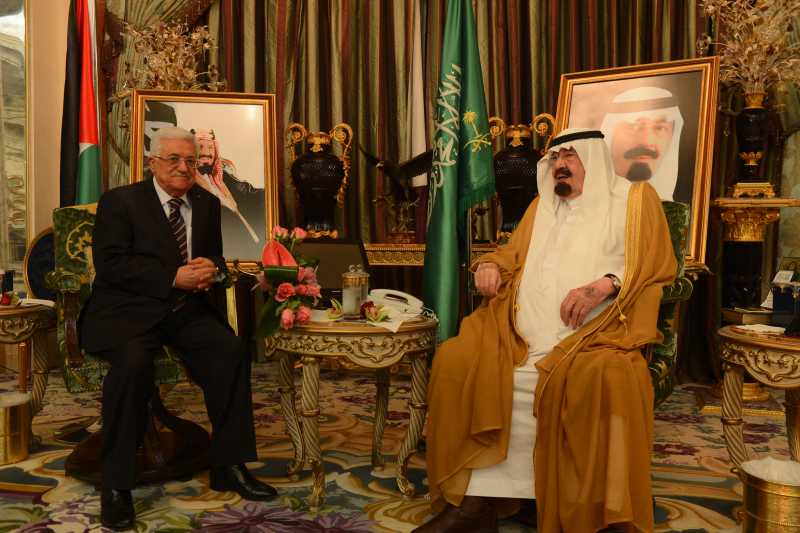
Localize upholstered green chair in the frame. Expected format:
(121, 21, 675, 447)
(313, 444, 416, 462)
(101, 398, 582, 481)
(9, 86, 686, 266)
(47, 204, 209, 486)
(650, 200, 693, 406)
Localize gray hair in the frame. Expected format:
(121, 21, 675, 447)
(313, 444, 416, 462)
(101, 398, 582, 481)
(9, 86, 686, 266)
(149, 126, 198, 157)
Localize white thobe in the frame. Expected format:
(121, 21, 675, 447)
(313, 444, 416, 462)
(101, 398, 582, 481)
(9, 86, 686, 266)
(466, 196, 625, 499)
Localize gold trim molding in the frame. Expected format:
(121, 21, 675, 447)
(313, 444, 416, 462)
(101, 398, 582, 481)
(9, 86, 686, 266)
(730, 182, 775, 199)
(364, 243, 499, 267)
(714, 197, 800, 242)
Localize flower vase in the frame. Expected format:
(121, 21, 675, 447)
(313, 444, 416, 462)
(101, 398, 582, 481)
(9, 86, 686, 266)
(493, 126, 539, 240)
(286, 123, 353, 239)
(735, 92, 769, 183)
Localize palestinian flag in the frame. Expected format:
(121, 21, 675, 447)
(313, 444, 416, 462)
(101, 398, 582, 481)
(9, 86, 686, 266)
(60, 0, 101, 206)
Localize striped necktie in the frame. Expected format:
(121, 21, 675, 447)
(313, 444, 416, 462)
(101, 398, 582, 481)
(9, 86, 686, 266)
(168, 198, 188, 264)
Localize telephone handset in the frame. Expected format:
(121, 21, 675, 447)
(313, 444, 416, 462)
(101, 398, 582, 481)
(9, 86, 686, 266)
(369, 289, 424, 315)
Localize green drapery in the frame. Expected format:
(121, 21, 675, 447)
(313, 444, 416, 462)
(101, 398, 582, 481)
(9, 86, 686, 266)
(206, 0, 704, 241)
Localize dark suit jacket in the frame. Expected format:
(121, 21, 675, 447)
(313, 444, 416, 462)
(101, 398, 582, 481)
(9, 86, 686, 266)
(80, 179, 228, 353)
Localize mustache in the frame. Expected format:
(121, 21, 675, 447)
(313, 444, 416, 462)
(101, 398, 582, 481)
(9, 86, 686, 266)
(554, 167, 572, 180)
(624, 146, 659, 160)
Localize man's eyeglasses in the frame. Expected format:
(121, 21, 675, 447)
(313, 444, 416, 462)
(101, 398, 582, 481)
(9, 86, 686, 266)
(152, 155, 198, 168)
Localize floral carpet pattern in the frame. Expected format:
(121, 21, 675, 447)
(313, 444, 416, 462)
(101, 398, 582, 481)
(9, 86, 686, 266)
(0, 362, 790, 532)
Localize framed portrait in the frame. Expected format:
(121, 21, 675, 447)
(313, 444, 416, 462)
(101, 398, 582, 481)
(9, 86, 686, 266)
(554, 57, 719, 269)
(129, 89, 280, 263)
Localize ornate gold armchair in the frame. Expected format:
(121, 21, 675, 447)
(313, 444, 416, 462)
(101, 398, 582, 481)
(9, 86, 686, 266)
(47, 204, 209, 486)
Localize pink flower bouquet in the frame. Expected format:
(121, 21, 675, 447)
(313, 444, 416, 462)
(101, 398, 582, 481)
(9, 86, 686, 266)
(255, 226, 321, 337)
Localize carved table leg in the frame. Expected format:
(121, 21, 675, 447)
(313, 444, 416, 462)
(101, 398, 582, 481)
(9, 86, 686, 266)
(721, 362, 748, 469)
(372, 368, 390, 467)
(397, 352, 429, 498)
(30, 329, 50, 417)
(786, 388, 800, 462)
(301, 356, 324, 508)
(279, 351, 304, 478)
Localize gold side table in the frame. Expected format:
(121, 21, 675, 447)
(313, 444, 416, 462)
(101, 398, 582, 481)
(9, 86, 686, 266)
(0, 305, 54, 417)
(272, 316, 438, 508)
(718, 325, 800, 469)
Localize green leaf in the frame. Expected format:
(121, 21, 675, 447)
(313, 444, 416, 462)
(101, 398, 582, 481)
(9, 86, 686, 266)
(255, 297, 281, 338)
(265, 266, 299, 284)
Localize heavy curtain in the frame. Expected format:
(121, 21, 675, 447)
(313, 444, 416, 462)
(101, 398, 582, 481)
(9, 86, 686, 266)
(205, 0, 705, 241)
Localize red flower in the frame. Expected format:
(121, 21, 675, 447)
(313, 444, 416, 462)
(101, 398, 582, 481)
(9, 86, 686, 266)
(295, 284, 309, 296)
(261, 240, 297, 267)
(296, 306, 312, 324)
(360, 300, 375, 318)
(280, 308, 295, 329)
(272, 225, 289, 240)
(297, 266, 317, 283)
(275, 282, 296, 302)
(291, 227, 308, 240)
(306, 283, 321, 298)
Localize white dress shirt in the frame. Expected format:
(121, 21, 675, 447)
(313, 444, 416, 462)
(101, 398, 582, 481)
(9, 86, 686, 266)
(152, 179, 193, 261)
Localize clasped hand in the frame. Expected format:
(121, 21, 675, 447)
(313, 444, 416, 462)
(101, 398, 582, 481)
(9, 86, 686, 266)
(174, 257, 219, 291)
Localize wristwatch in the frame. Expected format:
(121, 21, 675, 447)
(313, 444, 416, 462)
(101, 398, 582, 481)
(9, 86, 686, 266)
(604, 273, 622, 295)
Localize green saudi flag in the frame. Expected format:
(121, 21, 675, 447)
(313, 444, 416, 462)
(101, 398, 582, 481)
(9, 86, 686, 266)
(423, 0, 495, 343)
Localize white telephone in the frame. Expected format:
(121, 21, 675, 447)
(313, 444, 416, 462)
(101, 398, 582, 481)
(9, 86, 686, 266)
(369, 289, 424, 315)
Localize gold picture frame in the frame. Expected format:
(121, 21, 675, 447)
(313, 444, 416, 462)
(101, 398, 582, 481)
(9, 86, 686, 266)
(554, 57, 719, 270)
(129, 89, 279, 267)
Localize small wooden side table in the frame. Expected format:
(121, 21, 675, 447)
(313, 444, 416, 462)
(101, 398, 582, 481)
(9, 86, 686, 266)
(718, 325, 800, 468)
(271, 316, 438, 508)
(0, 305, 54, 416)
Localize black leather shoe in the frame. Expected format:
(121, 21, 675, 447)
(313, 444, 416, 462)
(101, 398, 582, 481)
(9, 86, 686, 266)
(209, 464, 278, 501)
(100, 488, 135, 531)
(413, 496, 498, 533)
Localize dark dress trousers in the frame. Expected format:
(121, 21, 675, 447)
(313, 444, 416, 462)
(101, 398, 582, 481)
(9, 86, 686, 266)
(79, 179, 257, 490)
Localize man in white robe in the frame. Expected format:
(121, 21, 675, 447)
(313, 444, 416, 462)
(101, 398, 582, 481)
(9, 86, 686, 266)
(416, 128, 637, 532)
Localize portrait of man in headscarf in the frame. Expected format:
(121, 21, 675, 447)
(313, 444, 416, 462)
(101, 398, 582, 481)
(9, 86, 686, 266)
(192, 128, 264, 246)
(600, 86, 684, 201)
(141, 99, 270, 260)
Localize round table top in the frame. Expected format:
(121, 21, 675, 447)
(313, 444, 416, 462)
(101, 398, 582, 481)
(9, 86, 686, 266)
(275, 315, 439, 337)
(270, 315, 439, 368)
(718, 324, 800, 353)
(0, 303, 53, 319)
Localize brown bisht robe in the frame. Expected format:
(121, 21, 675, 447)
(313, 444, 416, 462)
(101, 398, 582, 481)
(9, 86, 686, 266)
(424, 182, 675, 533)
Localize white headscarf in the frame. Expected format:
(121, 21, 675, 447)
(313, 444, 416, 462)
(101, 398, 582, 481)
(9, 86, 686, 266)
(599, 86, 684, 201)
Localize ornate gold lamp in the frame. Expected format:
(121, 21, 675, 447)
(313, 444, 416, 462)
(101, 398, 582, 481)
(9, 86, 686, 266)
(286, 123, 353, 239)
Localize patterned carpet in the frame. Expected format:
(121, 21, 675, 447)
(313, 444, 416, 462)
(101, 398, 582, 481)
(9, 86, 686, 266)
(0, 362, 789, 532)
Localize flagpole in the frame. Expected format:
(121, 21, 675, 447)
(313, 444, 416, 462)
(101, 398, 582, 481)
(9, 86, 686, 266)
(465, 207, 474, 314)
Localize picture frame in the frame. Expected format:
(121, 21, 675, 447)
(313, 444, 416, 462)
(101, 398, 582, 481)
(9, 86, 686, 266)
(553, 57, 719, 269)
(129, 89, 280, 265)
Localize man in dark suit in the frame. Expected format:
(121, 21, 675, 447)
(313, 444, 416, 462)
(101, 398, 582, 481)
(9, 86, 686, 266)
(80, 127, 276, 531)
